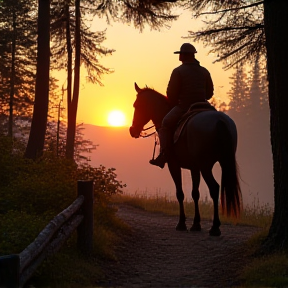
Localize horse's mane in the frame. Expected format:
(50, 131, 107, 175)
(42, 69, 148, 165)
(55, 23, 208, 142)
(139, 87, 169, 105)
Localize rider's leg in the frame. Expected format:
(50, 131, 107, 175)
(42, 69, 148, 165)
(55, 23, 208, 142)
(149, 106, 185, 168)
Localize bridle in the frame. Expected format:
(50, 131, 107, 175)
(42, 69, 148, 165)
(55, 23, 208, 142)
(139, 124, 156, 138)
(132, 87, 165, 160)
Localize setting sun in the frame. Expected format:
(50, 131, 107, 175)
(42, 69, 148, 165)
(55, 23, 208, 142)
(107, 110, 126, 127)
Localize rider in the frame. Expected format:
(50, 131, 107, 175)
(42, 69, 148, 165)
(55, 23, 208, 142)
(149, 43, 214, 168)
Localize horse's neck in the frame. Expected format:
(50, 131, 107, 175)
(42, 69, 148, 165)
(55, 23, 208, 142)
(150, 95, 170, 129)
(152, 114, 164, 129)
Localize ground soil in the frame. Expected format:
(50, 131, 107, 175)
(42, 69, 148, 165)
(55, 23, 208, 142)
(96, 204, 260, 288)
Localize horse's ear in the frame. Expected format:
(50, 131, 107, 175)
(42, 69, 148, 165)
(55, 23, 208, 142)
(134, 82, 141, 94)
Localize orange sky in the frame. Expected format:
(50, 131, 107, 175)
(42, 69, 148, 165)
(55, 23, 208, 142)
(53, 8, 273, 206)
(54, 8, 232, 127)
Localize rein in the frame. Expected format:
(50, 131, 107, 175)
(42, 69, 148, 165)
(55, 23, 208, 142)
(139, 124, 158, 160)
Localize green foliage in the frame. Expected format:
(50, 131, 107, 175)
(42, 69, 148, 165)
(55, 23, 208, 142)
(238, 228, 288, 287)
(241, 252, 288, 287)
(0, 135, 125, 285)
(0, 136, 125, 216)
(77, 164, 125, 199)
(0, 151, 77, 216)
(0, 0, 37, 132)
(0, 211, 47, 255)
(31, 249, 103, 287)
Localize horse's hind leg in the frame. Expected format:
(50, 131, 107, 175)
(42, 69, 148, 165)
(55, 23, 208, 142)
(201, 167, 221, 236)
(190, 169, 201, 231)
(168, 162, 187, 231)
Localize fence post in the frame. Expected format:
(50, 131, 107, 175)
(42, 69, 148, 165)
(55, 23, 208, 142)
(77, 180, 94, 255)
(0, 254, 19, 288)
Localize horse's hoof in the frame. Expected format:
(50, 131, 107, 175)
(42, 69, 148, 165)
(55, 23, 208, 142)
(209, 227, 221, 236)
(190, 223, 201, 231)
(176, 222, 187, 231)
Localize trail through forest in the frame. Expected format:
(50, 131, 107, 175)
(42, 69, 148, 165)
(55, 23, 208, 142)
(96, 204, 260, 288)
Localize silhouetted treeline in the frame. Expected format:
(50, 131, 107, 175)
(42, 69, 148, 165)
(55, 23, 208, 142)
(0, 0, 176, 160)
(227, 57, 273, 205)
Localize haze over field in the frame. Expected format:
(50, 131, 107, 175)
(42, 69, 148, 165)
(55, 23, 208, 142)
(83, 124, 274, 206)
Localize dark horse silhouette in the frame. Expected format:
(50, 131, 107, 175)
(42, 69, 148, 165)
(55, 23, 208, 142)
(129, 83, 242, 236)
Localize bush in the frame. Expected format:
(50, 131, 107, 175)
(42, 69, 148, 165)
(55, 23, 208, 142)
(0, 211, 47, 255)
(0, 136, 124, 214)
(0, 135, 126, 286)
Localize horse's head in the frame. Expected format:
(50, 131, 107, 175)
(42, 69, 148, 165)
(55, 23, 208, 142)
(129, 83, 170, 138)
(129, 83, 152, 138)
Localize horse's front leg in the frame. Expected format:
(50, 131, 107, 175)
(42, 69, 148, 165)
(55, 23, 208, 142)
(168, 162, 187, 231)
(190, 169, 201, 231)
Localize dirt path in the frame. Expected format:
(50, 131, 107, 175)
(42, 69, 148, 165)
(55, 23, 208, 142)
(97, 204, 259, 288)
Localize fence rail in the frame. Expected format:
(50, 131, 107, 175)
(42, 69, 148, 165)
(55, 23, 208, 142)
(0, 180, 94, 288)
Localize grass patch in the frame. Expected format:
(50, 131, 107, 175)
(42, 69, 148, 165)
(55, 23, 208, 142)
(240, 252, 288, 287)
(24, 203, 129, 287)
(113, 193, 272, 228)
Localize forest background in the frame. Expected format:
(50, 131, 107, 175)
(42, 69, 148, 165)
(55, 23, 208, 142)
(1, 0, 287, 253)
(0, 0, 272, 206)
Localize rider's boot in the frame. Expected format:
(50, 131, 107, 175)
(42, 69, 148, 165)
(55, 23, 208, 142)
(149, 127, 171, 169)
(149, 152, 167, 169)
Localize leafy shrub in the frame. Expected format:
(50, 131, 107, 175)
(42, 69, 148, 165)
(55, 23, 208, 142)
(0, 211, 47, 255)
(0, 135, 125, 258)
(241, 253, 288, 287)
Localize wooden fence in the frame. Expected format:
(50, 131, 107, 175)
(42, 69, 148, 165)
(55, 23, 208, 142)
(0, 180, 94, 288)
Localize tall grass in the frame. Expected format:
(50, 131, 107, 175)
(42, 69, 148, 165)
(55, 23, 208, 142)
(28, 204, 129, 287)
(113, 192, 273, 228)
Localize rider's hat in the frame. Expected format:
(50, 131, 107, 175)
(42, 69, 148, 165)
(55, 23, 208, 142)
(174, 43, 197, 54)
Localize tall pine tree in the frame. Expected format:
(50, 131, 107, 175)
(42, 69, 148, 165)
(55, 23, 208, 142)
(227, 58, 272, 209)
(227, 64, 250, 116)
(50, 0, 115, 160)
(0, 0, 37, 137)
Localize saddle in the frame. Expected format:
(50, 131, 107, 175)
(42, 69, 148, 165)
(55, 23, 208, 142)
(173, 102, 217, 143)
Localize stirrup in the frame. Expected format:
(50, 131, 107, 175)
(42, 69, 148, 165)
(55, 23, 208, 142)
(149, 153, 166, 169)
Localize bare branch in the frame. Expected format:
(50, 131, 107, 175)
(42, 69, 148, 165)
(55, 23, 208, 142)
(189, 23, 264, 36)
(197, 1, 264, 16)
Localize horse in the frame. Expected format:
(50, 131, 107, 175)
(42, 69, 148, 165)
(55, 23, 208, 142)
(129, 83, 242, 236)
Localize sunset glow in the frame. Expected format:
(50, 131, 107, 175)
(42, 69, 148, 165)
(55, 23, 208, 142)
(107, 110, 126, 127)
(65, 9, 232, 128)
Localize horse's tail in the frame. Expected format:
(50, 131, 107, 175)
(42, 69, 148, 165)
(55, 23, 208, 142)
(217, 120, 242, 218)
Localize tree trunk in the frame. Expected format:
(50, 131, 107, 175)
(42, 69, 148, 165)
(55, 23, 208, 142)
(24, 0, 50, 159)
(263, 0, 288, 250)
(65, 0, 81, 160)
(8, 8, 16, 138)
(64, 2, 73, 158)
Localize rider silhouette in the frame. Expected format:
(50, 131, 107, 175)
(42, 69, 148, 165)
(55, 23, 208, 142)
(149, 43, 214, 168)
